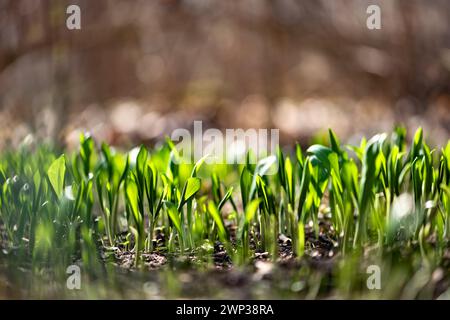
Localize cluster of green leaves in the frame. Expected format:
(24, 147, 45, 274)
(0, 128, 449, 271)
(0, 140, 98, 273)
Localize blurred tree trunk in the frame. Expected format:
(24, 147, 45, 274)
(49, 0, 70, 146)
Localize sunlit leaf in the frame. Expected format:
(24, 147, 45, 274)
(47, 155, 66, 198)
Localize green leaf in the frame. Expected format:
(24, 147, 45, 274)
(392, 126, 407, 151)
(166, 201, 182, 236)
(47, 155, 66, 198)
(277, 146, 286, 187)
(249, 155, 277, 200)
(307, 145, 333, 169)
(285, 157, 295, 207)
(245, 198, 260, 225)
(295, 143, 304, 167)
(207, 201, 228, 242)
(211, 173, 221, 204)
(410, 127, 423, 160)
(184, 177, 201, 202)
(218, 187, 233, 211)
(179, 177, 201, 209)
(240, 166, 252, 209)
(153, 188, 166, 220)
(136, 145, 148, 209)
(237, 198, 261, 241)
(328, 152, 342, 189)
(125, 178, 142, 227)
(255, 155, 277, 176)
(444, 141, 450, 172)
(355, 133, 386, 245)
(136, 145, 148, 177)
(79, 133, 94, 176)
(297, 157, 311, 220)
(297, 221, 305, 258)
(256, 175, 270, 213)
(328, 129, 341, 155)
(191, 154, 209, 177)
(145, 162, 158, 215)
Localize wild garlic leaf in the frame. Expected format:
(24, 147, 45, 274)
(47, 155, 66, 198)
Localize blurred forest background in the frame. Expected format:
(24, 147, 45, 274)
(0, 0, 449, 150)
